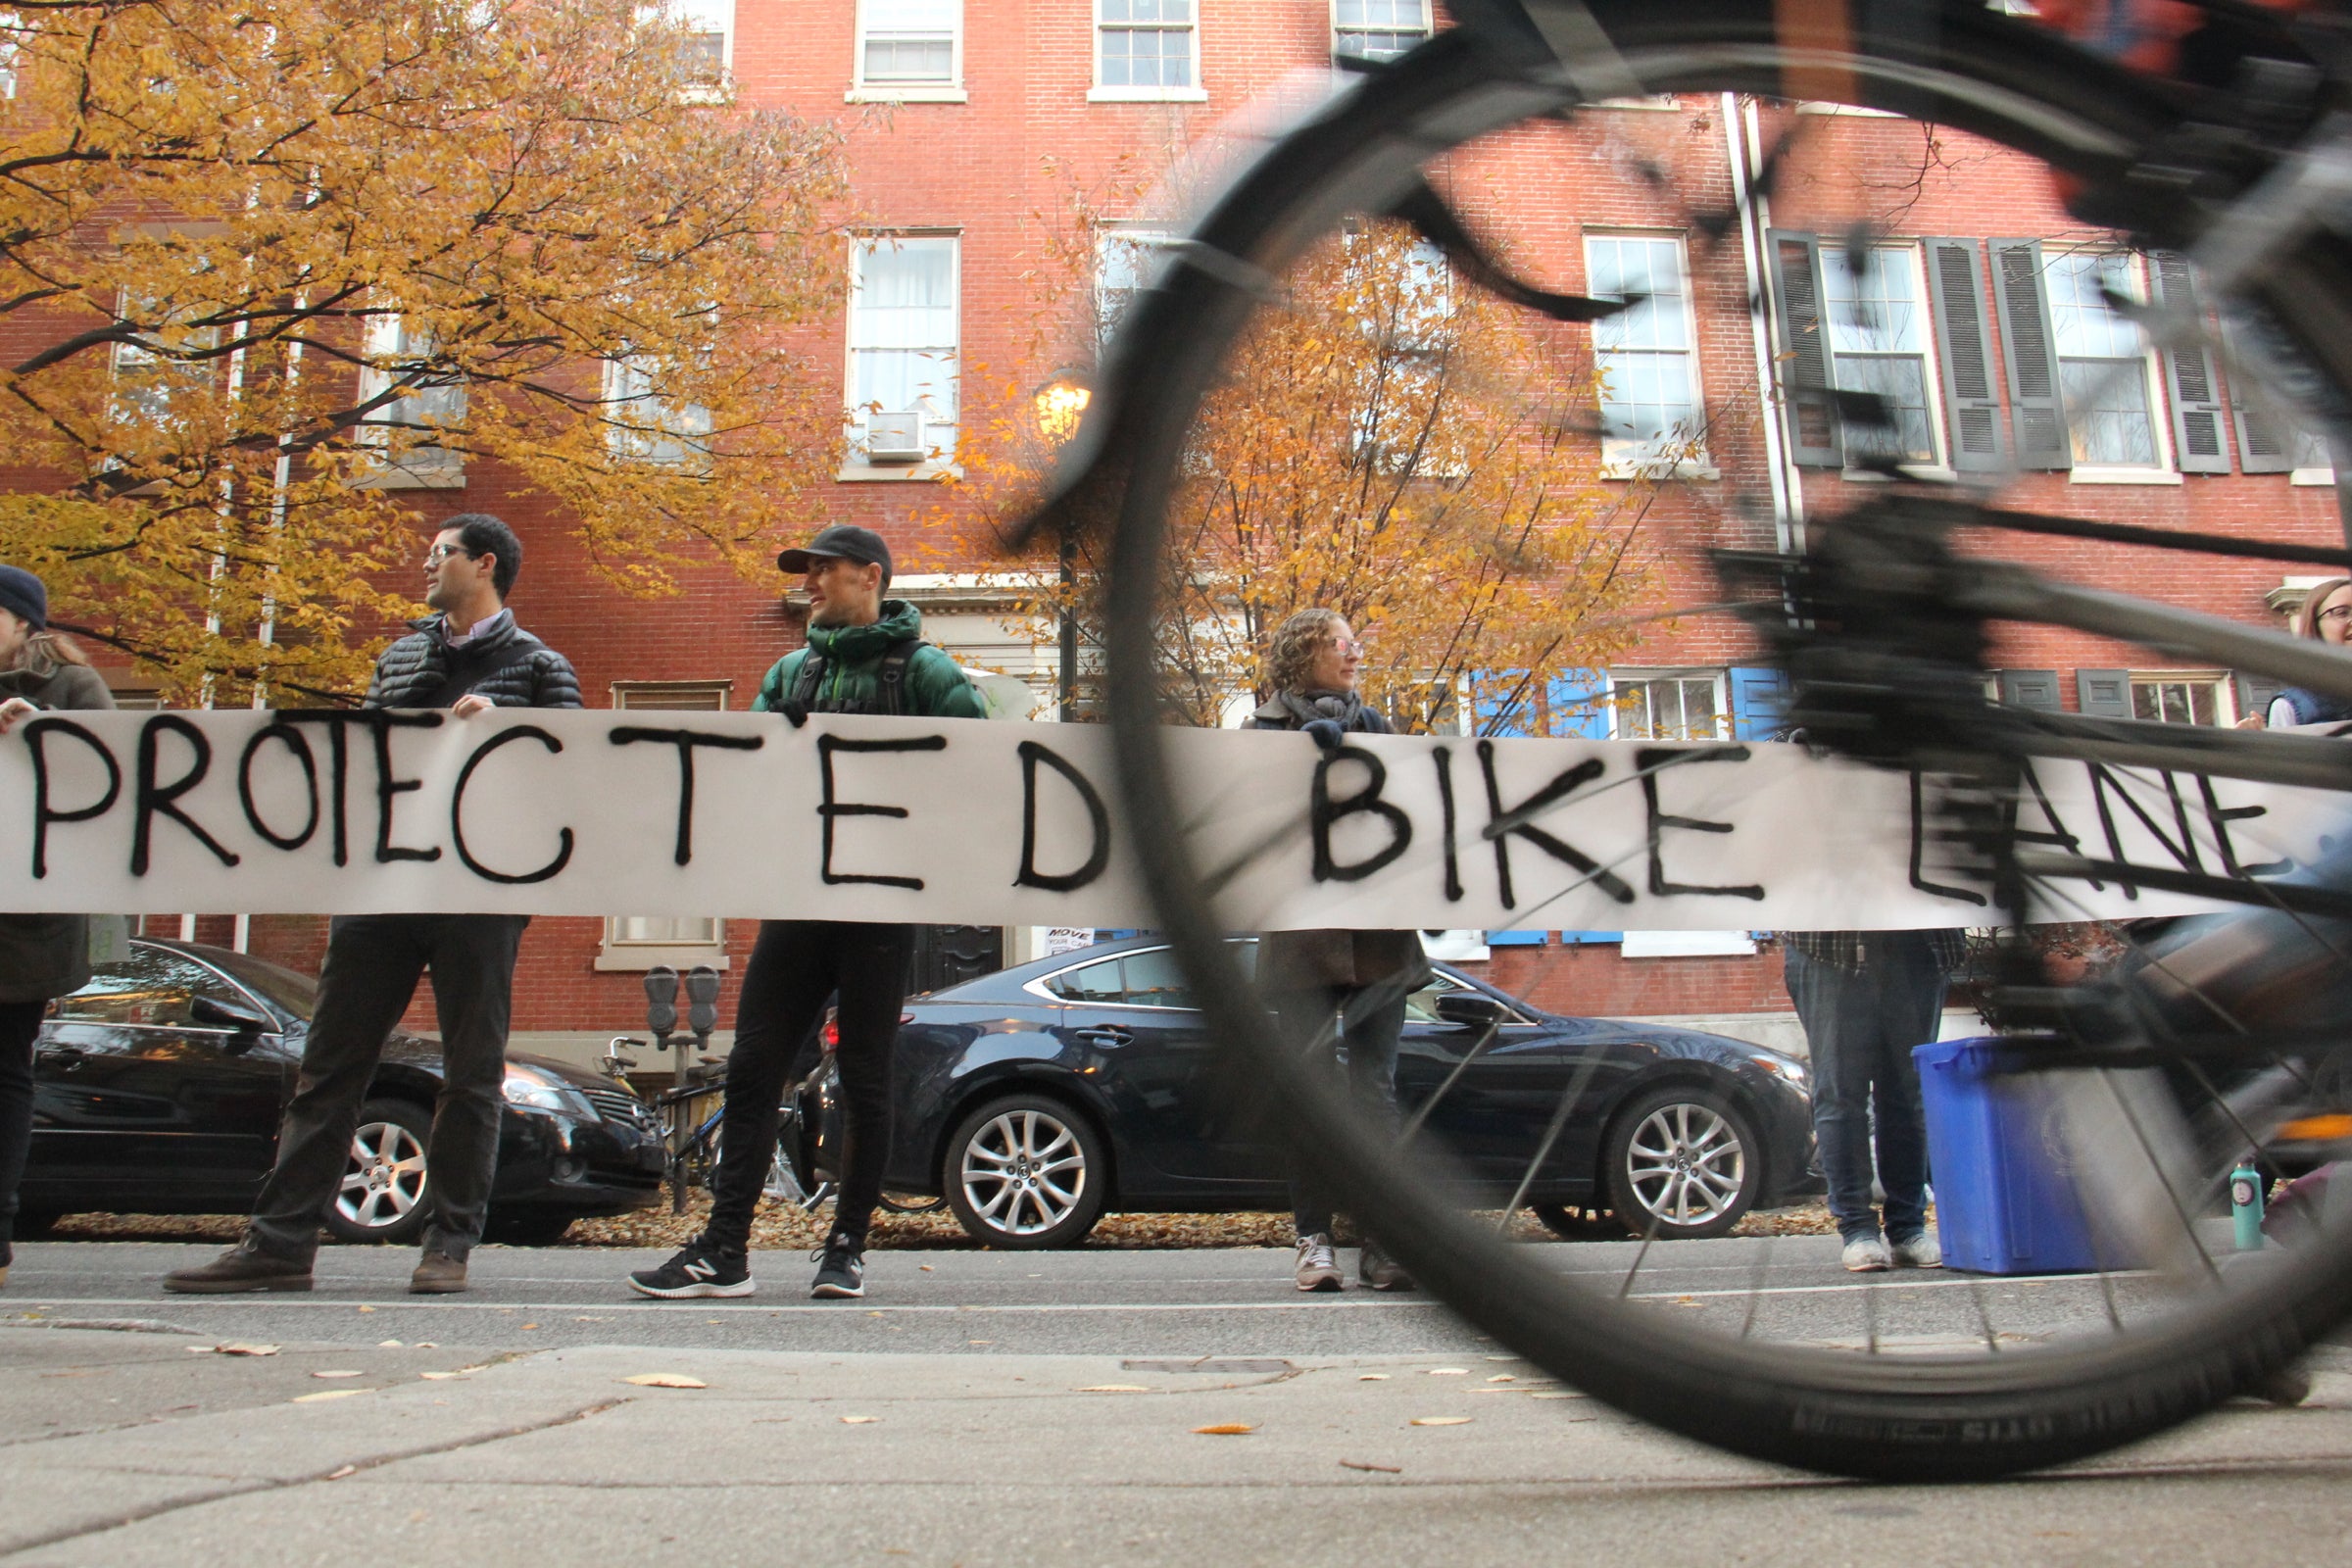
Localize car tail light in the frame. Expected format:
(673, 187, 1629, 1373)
(822, 1018, 838, 1049)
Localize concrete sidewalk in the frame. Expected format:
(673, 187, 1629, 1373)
(6, 1324, 2352, 1566)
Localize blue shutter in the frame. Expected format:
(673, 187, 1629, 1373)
(1484, 929, 1547, 946)
(1545, 670, 1612, 739)
(1729, 666, 1791, 741)
(1555, 929, 1624, 944)
(1472, 669, 1537, 737)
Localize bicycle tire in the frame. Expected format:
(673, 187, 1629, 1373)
(1075, 0, 2352, 1480)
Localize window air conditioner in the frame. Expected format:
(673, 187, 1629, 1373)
(865, 411, 927, 462)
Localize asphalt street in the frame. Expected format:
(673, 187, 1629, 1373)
(7, 1239, 2352, 1567)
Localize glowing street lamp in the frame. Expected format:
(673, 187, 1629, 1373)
(1032, 369, 1094, 722)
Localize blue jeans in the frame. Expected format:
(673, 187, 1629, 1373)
(1784, 938, 1946, 1244)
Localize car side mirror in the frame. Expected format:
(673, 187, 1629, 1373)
(191, 994, 272, 1048)
(1436, 992, 1506, 1027)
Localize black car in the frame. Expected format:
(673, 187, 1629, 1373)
(21, 939, 665, 1246)
(872, 937, 1818, 1249)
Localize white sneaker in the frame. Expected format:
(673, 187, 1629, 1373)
(1841, 1236, 1892, 1273)
(1295, 1233, 1343, 1292)
(1887, 1232, 1941, 1269)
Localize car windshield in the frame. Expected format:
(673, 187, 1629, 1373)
(189, 947, 318, 1021)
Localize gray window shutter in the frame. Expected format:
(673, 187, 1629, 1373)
(1990, 238, 2070, 470)
(2077, 668, 2133, 717)
(1767, 230, 1842, 467)
(2148, 252, 2230, 473)
(1922, 237, 2003, 471)
(2219, 312, 2297, 473)
(2237, 671, 2286, 721)
(1998, 669, 2061, 710)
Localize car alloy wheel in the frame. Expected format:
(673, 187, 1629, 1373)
(1603, 1086, 1763, 1242)
(944, 1095, 1109, 1250)
(326, 1098, 432, 1244)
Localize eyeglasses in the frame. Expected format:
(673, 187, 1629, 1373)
(2321, 605, 2352, 624)
(424, 543, 476, 565)
(1329, 637, 1367, 656)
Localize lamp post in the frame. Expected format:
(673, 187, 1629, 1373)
(1032, 368, 1093, 722)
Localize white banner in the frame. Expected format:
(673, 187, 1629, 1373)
(0, 709, 2339, 929)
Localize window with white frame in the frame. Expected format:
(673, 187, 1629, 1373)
(1611, 670, 1727, 740)
(599, 681, 731, 969)
(1, 10, 20, 99)
(847, 233, 958, 464)
(111, 290, 219, 434)
(1096, 0, 1196, 92)
(357, 313, 466, 479)
(604, 352, 711, 466)
(1823, 244, 1941, 466)
(2045, 250, 2161, 467)
(2131, 671, 2232, 726)
(1095, 226, 1176, 345)
(658, 0, 732, 87)
(1586, 233, 1704, 468)
(858, 0, 959, 88)
(1334, 0, 1429, 61)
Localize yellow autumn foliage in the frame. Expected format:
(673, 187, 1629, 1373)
(0, 0, 848, 702)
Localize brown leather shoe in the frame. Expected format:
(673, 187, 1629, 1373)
(164, 1243, 314, 1295)
(409, 1250, 467, 1295)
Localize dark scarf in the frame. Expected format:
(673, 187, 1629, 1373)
(1276, 689, 1383, 732)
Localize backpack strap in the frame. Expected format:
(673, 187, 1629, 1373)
(788, 648, 828, 710)
(876, 636, 926, 718)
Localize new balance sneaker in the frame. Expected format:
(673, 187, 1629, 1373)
(1840, 1235, 1892, 1273)
(810, 1235, 865, 1298)
(628, 1242, 754, 1299)
(1295, 1233, 1343, 1292)
(1359, 1239, 1414, 1292)
(1887, 1232, 1942, 1269)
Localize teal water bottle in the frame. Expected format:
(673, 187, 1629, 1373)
(2231, 1159, 2266, 1251)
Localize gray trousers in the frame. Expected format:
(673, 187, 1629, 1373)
(247, 913, 529, 1261)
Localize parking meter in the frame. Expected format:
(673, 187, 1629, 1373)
(642, 965, 679, 1051)
(684, 965, 721, 1050)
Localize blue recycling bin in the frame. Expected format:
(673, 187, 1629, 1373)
(1913, 1037, 2103, 1275)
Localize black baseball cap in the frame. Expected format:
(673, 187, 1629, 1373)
(777, 524, 892, 584)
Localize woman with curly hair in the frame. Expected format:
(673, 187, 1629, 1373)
(1246, 608, 1429, 1293)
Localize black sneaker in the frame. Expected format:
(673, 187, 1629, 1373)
(628, 1242, 753, 1299)
(810, 1235, 865, 1298)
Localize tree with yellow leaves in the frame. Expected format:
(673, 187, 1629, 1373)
(958, 219, 1664, 733)
(0, 0, 848, 701)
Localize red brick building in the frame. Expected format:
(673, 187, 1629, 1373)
(117, 2, 2343, 1062)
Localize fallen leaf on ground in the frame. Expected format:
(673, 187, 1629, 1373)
(1076, 1385, 1152, 1394)
(621, 1373, 708, 1389)
(1357, 1373, 1390, 1381)
(293, 1389, 370, 1402)
(1427, 1368, 1468, 1376)
(1410, 1416, 1472, 1427)
(1486, 1375, 1515, 1383)
(310, 1371, 364, 1380)
(416, 1342, 438, 1348)
(325, 1465, 358, 1480)
(356, 1305, 375, 1313)
(377, 1340, 403, 1348)
(519, 1323, 539, 1331)
(1340, 1459, 1402, 1474)
(1193, 1423, 1255, 1436)
(841, 1415, 880, 1424)
(418, 1372, 462, 1381)
(919, 1264, 934, 1271)
(214, 1343, 278, 1357)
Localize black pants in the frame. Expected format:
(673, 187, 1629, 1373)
(1275, 983, 1408, 1241)
(703, 919, 913, 1254)
(246, 913, 529, 1262)
(0, 1000, 42, 1269)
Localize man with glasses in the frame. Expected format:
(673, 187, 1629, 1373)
(629, 523, 984, 1301)
(167, 514, 580, 1297)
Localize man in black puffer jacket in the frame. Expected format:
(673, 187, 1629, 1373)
(167, 514, 580, 1298)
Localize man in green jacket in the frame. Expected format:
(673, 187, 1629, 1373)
(631, 525, 984, 1302)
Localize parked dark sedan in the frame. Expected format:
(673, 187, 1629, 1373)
(21, 939, 665, 1246)
(873, 937, 1818, 1249)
